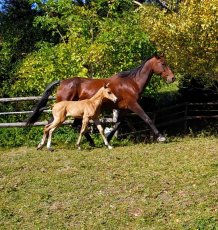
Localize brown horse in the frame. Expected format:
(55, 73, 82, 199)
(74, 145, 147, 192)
(37, 84, 118, 151)
(27, 53, 175, 143)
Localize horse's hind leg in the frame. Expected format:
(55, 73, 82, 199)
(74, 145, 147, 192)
(46, 120, 62, 151)
(94, 119, 113, 149)
(84, 132, 95, 147)
(107, 122, 121, 142)
(46, 127, 56, 151)
(37, 122, 52, 150)
(106, 110, 121, 142)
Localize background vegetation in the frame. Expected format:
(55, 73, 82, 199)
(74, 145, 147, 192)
(0, 0, 217, 97)
(0, 0, 217, 147)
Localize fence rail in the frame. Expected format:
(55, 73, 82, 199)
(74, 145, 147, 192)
(0, 97, 217, 132)
(0, 96, 55, 102)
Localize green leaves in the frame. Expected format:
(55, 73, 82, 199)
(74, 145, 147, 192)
(1, 0, 168, 97)
(9, 1, 157, 96)
(12, 42, 87, 96)
(140, 0, 218, 80)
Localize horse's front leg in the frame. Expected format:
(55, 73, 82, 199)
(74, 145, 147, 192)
(128, 102, 166, 142)
(94, 119, 113, 149)
(76, 118, 89, 150)
(73, 118, 95, 147)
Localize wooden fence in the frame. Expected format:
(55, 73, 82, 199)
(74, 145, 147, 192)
(0, 96, 113, 128)
(154, 102, 218, 133)
(0, 97, 217, 134)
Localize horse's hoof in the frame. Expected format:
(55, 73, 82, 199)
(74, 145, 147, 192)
(157, 136, 166, 142)
(48, 147, 54, 152)
(77, 146, 82, 151)
(108, 145, 113, 150)
(89, 143, 95, 148)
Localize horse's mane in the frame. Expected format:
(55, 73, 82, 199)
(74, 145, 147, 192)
(117, 55, 155, 78)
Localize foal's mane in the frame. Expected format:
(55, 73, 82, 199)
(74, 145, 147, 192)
(117, 55, 155, 78)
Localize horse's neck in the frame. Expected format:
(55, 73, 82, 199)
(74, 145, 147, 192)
(89, 90, 104, 108)
(135, 61, 153, 92)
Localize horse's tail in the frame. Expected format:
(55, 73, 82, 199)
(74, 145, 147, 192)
(26, 80, 60, 126)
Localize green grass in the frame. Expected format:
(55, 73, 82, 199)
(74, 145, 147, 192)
(0, 137, 217, 229)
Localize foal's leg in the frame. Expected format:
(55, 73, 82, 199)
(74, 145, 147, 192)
(73, 119, 95, 147)
(46, 126, 57, 151)
(76, 118, 89, 150)
(37, 123, 51, 150)
(45, 119, 62, 151)
(94, 119, 113, 149)
(128, 102, 166, 142)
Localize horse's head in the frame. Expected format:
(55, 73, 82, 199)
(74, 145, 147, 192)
(103, 83, 118, 103)
(151, 54, 175, 83)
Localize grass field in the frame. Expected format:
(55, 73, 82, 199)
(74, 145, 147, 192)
(0, 136, 217, 229)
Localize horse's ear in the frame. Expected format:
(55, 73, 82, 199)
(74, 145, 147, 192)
(104, 83, 110, 88)
(154, 52, 164, 59)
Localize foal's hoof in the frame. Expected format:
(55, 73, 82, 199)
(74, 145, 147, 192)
(157, 136, 166, 142)
(108, 145, 113, 150)
(37, 145, 43, 150)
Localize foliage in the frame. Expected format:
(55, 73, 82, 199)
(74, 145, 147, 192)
(86, 14, 155, 78)
(0, 126, 79, 148)
(0, 0, 45, 97)
(0, 137, 217, 228)
(1, 0, 217, 99)
(12, 42, 88, 96)
(144, 0, 182, 12)
(140, 0, 218, 84)
(11, 0, 156, 96)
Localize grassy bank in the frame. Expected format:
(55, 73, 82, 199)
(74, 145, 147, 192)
(0, 137, 217, 229)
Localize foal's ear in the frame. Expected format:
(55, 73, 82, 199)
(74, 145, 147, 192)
(104, 83, 110, 88)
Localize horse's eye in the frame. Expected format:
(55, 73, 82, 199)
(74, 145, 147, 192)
(108, 92, 111, 94)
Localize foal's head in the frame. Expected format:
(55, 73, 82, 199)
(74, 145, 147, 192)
(151, 54, 175, 83)
(101, 83, 118, 103)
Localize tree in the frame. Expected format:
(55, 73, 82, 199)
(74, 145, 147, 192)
(140, 0, 217, 87)
(0, 0, 44, 96)
(11, 0, 157, 96)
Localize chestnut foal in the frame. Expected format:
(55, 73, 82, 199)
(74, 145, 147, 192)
(37, 84, 117, 151)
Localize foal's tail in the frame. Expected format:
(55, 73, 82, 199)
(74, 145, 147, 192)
(26, 80, 60, 126)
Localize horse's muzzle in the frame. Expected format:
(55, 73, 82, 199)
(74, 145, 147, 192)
(167, 76, 176, 83)
(113, 97, 118, 103)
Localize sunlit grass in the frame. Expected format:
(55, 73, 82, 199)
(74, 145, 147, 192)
(0, 136, 217, 229)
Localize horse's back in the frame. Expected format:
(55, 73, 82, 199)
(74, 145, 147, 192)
(56, 76, 107, 102)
